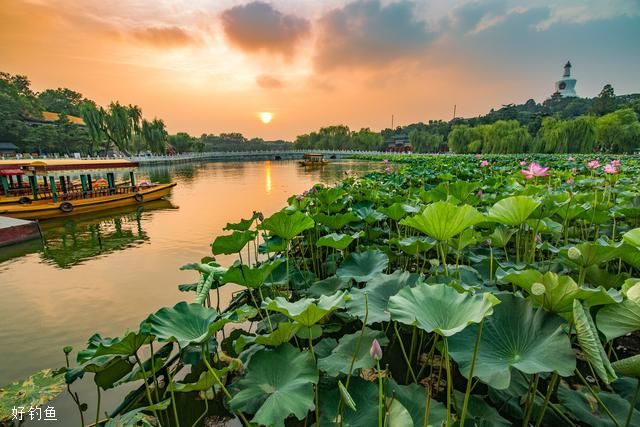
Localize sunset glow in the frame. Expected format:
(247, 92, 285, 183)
(0, 0, 638, 140)
(259, 112, 273, 124)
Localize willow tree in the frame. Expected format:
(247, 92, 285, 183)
(141, 118, 168, 154)
(80, 102, 143, 155)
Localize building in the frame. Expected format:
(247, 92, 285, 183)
(385, 134, 413, 153)
(23, 111, 86, 127)
(0, 142, 19, 156)
(552, 61, 577, 98)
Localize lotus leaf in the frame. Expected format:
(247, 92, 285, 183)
(400, 201, 484, 241)
(223, 212, 259, 231)
(487, 196, 540, 226)
(317, 328, 389, 376)
(313, 212, 359, 230)
(146, 302, 225, 348)
(262, 291, 347, 326)
(210, 230, 257, 255)
(317, 233, 355, 250)
(222, 259, 283, 288)
(389, 236, 435, 255)
(447, 294, 576, 390)
(597, 298, 640, 341)
(336, 249, 389, 282)
(612, 354, 640, 378)
(353, 203, 387, 224)
(623, 228, 640, 248)
(0, 369, 65, 421)
(388, 283, 499, 336)
(230, 344, 318, 427)
(573, 300, 617, 384)
(558, 384, 640, 427)
(501, 269, 620, 319)
(259, 210, 314, 240)
(346, 270, 420, 324)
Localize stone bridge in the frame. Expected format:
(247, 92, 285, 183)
(128, 150, 388, 165)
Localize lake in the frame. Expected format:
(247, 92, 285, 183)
(0, 159, 387, 424)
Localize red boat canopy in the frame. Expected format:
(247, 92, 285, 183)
(0, 169, 24, 176)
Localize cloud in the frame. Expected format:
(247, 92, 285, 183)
(130, 26, 199, 48)
(256, 74, 284, 89)
(314, 0, 436, 70)
(220, 1, 310, 56)
(446, 0, 510, 34)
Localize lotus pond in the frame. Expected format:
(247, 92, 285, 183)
(2, 154, 640, 427)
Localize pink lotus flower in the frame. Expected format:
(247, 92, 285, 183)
(480, 160, 490, 168)
(384, 166, 391, 174)
(568, 156, 575, 161)
(603, 163, 619, 174)
(370, 339, 383, 361)
(382, 159, 389, 164)
(571, 167, 577, 173)
(587, 160, 600, 170)
(611, 159, 621, 167)
(519, 161, 527, 166)
(567, 177, 574, 184)
(474, 154, 482, 158)
(521, 162, 550, 180)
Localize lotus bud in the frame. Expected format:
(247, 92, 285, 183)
(568, 246, 582, 260)
(531, 283, 546, 296)
(429, 258, 440, 268)
(370, 339, 383, 361)
(63, 346, 73, 354)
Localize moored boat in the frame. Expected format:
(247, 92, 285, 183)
(0, 159, 176, 220)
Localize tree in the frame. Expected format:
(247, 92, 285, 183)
(447, 124, 482, 153)
(409, 130, 443, 153)
(168, 132, 195, 153)
(37, 88, 86, 116)
(480, 120, 531, 153)
(141, 118, 168, 153)
(591, 84, 617, 116)
(596, 108, 640, 153)
(351, 128, 384, 151)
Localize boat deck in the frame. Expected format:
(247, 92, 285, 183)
(0, 216, 41, 247)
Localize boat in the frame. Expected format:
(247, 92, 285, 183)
(299, 153, 328, 167)
(0, 159, 176, 220)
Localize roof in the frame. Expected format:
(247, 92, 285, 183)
(0, 142, 18, 150)
(41, 112, 85, 125)
(17, 159, 139, 173)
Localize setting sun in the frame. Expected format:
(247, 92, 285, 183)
(258, 112, 273, 124)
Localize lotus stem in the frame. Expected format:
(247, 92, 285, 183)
(165, 362, 181, 427)
(201, 346, 251, 427)
(625, 379, 640, 427)
(460, 320, 484, 427)
(95, 385, 101, 427)
(522, 373, 539, 427)
(576, 369, 621, 427)
(377, 359, 384, 427)
(192, 388, 209, 427)
(308, 329, 319, 427)
(443, 338, 453, 427)
(406, 326, 417, 383)
(134, 352, 159, 421)
(535, 372, 558, 427)
(393, 322, 418, 383)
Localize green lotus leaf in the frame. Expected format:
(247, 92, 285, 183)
(489, 226, 515, 248)
(573, 300, 617, 384)
(88, 357, 134, 389)
(316, 187, 346, 206)
(145, 302, 225, 348)
(597, 298, 640, 341)
(622, 279, 640, 301)
(400, 201, 484, 241)
(306, 276, 350, 298)
(221, 259, 283, 288)
(317, 328, 389, 376)
(170, 368, 228, 392)
(558, 384, 640, 427)
(93, 331, 152, 358)
(501, 270, 621, 319)
(259, 210, 315, 240)
(561, 241, 621, 268)
(453, 391, 511, 426)
(623, 228, 640, 248)
(319, 378, 379, 427)
(262, 291, 347, 326)
(389, 236, 435, 255)
(379, 202, 416, 221)
(612, 354, 640, 378)
(210, 230, 257, 255)
(447, 294, 576, 390)
(229, 344, 318, 427)
(104, 407, 157, 427)
(385, 379, 448, 427)
(223, 212, 259, 231)
(487, 196, 540, 226)
(117, 343, 173, 384)
(353, 204, 387, 224)
(317, 233, 355, 250)
(179, 262, 223, 275)
(254, 322, 301, 347)
(258, 234, 288, 253)
(0, 369, 65, 422)
(388, 283, 499, 336)
(336, 249, 389, 282)
(346, 270, 420, 324)
(312, 212, 359, 230)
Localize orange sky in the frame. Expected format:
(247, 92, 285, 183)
(1, 0, 639, 140)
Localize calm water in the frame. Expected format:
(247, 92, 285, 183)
(0, 159, 386, 424)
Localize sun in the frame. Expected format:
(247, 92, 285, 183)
(258, 112, 273, 124)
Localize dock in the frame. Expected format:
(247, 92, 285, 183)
(0, 216, 41, 247)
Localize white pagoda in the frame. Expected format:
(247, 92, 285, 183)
(554, 61, 577, 98)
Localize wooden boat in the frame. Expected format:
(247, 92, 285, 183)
(299, 153, 328, 167)
(0, 159, 176, 220)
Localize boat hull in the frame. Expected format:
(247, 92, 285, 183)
(298, 160, 328, 167)
(0, 183, 176, 220)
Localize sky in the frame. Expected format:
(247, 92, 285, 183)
(1, 0, 639, 140)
